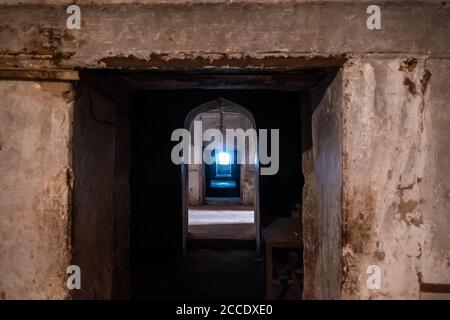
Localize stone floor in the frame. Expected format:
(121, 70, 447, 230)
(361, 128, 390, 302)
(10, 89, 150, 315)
(188, 206, 255, 240)
(188, 223, 255, 240)
(188, 208, 254, 225)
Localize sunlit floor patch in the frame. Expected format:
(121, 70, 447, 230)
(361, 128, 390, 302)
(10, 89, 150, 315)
(188, 206, 255, 240)
(188, 209, 254, 225)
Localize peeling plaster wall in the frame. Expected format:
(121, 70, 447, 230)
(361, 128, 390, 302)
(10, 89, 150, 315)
(0, 0, 449, 301)
(303, 72, 343, 299)
(341, 57, 450, 299)
(0, 2, 449, 69)
(0, 81, 73, 299)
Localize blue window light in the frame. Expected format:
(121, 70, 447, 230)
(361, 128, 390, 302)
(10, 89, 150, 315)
(210, 180, 237, 188)
(215, 151, 232, 178)
(217, 151, 231, 165)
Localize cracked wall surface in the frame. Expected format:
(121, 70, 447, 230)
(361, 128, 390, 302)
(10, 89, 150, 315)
(341, 57, 450, 299)
(0, 0, 449, 300)
(0, 81, 73, 299)
(0, 2, 449, 69)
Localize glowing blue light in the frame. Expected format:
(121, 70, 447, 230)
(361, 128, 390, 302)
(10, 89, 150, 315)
(210, 180, 236, 188)
(217, 151, 231, 165)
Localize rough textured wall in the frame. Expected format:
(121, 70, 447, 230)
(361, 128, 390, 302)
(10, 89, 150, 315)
(72, 81, 130, 299)
(303, 73, 343, 299)
(341, 57, 450, 299)
(0, 0, 449, 301)
(72, 83, 115, 299)
(0, 81, 73, 299)
(0, 2, 449, 70)
(301, 92, 317, 299)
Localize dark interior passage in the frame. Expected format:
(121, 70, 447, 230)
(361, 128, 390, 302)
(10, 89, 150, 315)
(133, 249, 265, 300)
(130, 89, 303, 299)
(204, 149, 241, 199)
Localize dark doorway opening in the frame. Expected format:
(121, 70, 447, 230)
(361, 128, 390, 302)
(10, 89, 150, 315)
(204, 149, 241, 199)
(130, 89, 303, 299)
(71, 67, 342, 300)
(183, 97, 258, 250)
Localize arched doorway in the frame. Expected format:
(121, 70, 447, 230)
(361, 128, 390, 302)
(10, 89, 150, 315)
(181, 98, 260, 253)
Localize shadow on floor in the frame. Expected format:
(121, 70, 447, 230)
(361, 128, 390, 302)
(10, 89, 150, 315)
(132, 249, 264, 300)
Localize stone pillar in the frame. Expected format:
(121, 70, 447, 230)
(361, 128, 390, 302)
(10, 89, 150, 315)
(341, 57, 450, 299)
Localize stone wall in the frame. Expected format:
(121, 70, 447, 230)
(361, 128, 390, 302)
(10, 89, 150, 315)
(303, 72, 343, 299)
(0, 81, 73, 299)
(0, 0, 449, 300)
(303, 56, 450, 299)
(1, 2, 449, 70)
(341, 57, 450, 299)
(71, 79, 130, 299)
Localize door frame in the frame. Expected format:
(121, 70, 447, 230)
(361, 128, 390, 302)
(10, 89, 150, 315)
(181, 97, 261, 254)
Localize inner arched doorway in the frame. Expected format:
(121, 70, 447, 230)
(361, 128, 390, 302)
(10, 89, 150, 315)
(182, 98, 260, 253)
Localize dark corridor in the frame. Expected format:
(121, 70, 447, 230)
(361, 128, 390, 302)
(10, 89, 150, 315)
(130, 90, 303, 299)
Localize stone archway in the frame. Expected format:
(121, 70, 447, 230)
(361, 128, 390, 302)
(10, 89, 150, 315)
(182, 98, 261, 253)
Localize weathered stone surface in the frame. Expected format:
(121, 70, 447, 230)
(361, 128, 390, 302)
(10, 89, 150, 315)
(303, 71, 343, 299)
(341, 56, 450, 299)
(0, 1, 449, 69)
(0, 80, 73, 299)
(71, 80, 130, 299)
(1, 0, 449, 301)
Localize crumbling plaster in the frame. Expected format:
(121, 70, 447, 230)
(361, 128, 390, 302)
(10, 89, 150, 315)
(0, 0, 449, 300)
(0, 1, 449, 70)
(301, 55, 450, 300)
(341, 56, 450, 299)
